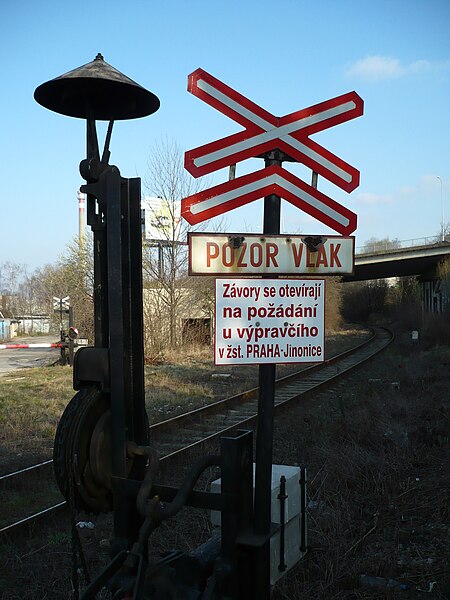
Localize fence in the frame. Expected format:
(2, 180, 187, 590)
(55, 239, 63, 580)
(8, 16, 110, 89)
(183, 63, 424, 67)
(356, 235, 446, 255)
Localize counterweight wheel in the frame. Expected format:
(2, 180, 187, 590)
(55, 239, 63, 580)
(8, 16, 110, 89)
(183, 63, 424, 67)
(53, 387, 113, 513)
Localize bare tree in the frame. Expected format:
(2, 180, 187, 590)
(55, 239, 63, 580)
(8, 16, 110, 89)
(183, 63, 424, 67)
(142, 138, 212, 352)
(362, 237, 401, 253)
(0, 261, 27, 303)
(33, 235, 94, 339)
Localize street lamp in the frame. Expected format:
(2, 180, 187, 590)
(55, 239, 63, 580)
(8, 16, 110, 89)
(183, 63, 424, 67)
(437, 176, 445, 242)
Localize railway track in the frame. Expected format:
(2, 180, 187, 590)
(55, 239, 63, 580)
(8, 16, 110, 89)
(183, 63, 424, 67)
(0, 326, 392, 536)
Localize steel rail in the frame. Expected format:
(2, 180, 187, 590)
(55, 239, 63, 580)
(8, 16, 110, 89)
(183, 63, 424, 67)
(151, 326, 392, 459)
(0, 459, 53, 482)
(151, 325, 381, 437)
(0, 328, 376, 482)
(1, 326, 392, 536)
(0, 502, 67, 535)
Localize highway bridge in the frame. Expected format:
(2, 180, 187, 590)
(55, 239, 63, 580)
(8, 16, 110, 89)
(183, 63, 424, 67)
(346, 236, 450, 312)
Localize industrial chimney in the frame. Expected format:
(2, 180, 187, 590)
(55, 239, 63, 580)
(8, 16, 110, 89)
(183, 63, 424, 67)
(77, 189, 86, 243)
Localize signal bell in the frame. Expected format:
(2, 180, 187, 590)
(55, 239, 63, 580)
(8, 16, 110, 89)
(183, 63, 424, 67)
(34, 53, 160, 121)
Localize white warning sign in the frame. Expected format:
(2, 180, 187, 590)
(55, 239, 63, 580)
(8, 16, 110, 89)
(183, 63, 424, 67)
(215, 278, 325, 365)
(189, 233, 354, 275)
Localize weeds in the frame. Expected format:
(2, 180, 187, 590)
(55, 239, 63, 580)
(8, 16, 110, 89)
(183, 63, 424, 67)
(5, 327, 446, 598)
(272, 343, 450, 599)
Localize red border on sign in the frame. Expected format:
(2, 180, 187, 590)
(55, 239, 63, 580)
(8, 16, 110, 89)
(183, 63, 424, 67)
(181, 165, 357, 235)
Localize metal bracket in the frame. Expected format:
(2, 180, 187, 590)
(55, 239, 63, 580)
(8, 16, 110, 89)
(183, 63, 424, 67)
(73, 347, 110, 391)
(228, 235, 245, 249)
(302, 236, 326, 252)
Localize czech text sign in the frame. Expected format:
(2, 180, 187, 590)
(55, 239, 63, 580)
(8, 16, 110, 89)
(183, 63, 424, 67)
(189, 233, 354, 275)
(215, 278, 325, 365)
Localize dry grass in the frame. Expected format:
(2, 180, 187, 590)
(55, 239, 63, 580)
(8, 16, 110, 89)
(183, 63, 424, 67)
(0, 366, 74, 470)
(0, 327, 370, 473)
(271, 344, 450, 599)
(0, 329, 448, 598)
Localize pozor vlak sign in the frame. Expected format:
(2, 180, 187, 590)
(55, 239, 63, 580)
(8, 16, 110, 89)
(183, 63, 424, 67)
(189, 233, 354, 275)
(215, 278, 325, 365)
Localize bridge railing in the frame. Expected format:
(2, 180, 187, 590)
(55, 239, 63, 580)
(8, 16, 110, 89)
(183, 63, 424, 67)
(356, 235, 445, 255)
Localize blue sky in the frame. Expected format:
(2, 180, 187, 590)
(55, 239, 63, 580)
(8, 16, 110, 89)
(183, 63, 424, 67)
(1, 0, 449, 270)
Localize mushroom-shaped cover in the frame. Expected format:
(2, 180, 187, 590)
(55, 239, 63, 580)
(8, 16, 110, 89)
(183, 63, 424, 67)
(34, 53, 160, 120)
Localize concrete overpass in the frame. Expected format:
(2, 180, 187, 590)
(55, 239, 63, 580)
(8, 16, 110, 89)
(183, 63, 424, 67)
(344, 237, 450, 312)
(346, 238, 450, 281)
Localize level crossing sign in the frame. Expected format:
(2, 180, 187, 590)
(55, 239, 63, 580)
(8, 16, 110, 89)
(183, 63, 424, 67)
(53, 296, 70, 311)
(181, 69, 363, 233)
(184, 68, 363, 192)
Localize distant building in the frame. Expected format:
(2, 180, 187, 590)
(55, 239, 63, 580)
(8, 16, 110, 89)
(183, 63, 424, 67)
(143, 285, 212, 347)
(15, 314, 50, 335)
(0, 311, 13, 340)
(1, 294, 50, 338)
(0, 298, 17, 340)
(141, 197, 182, 242)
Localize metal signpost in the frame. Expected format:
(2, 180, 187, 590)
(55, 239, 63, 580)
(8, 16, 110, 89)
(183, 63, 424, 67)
(53, 296, 72, 364)
(182, 68, 363, 599)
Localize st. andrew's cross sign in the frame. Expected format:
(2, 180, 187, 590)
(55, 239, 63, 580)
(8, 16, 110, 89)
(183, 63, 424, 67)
(181, 68, 363, 234)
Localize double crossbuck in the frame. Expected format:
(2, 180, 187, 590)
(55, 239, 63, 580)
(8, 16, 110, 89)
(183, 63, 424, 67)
(53, 296, 70, 311)
(182, 69, 363, 234)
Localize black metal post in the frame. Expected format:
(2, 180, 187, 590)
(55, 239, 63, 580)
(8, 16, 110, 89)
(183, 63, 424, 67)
(104, 170, 148, 547)
(252, 150, 282, 598)
(300, 467, 307, 553)
(123, 176, 149, 465)
(100, 167, 130, 548)
(219, 430, 254, 598)
(68, 306, 74, 367)
(86, 118, 109, 349)
(58, 298, 64, 365)
(81, 163, 148, 551)
(278, 476, 287, 572)
(59, 328, 66, 365)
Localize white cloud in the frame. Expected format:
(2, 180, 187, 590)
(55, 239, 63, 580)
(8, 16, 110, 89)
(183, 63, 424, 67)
(356, 175, 447, 207)
(347, 56, 404, 81)
(345, 55, 436, 82)
(355, 191, 394, 204)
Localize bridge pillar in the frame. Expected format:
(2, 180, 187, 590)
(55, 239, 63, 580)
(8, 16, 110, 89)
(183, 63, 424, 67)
(419, 257, 450, 313)
(420, 280, 444, 313)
